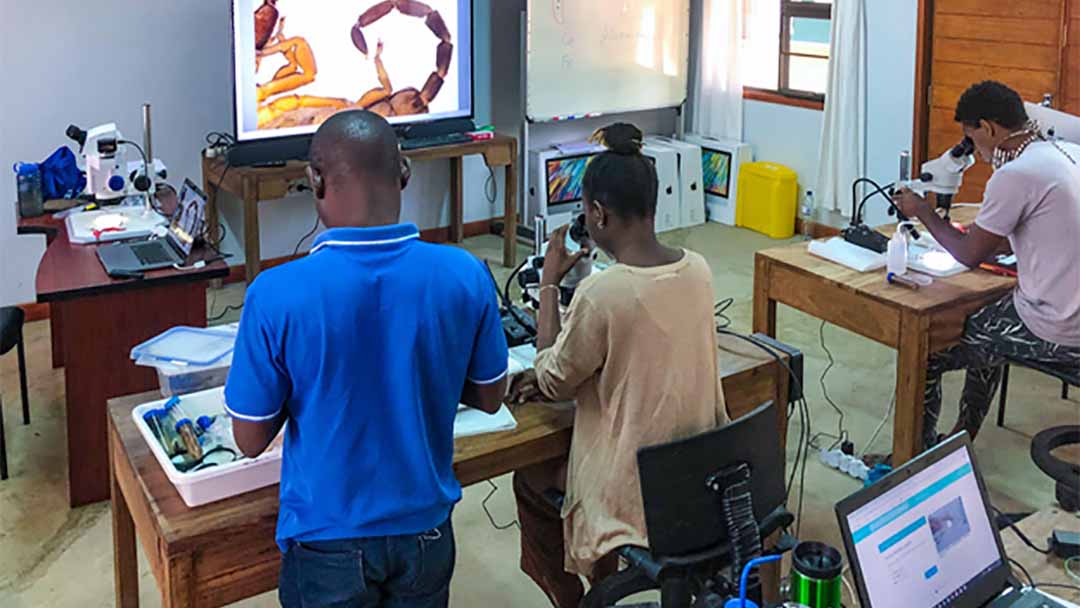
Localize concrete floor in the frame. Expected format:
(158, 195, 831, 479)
(1, 222, 1074, 607)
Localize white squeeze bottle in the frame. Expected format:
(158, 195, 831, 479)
(887, 227, 908, 275)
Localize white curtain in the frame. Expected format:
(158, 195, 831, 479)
(691, 0, 743, 140)
(815, 0, 867, 216)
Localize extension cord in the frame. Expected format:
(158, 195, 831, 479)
(819, 448, 869, 481)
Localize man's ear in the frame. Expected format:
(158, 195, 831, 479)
(590, 198, 609, 229)
(979, 119, 996, 140)
(400, 156, 412, 190)
(306, 165, 325, 199)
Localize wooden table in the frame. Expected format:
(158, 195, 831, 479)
(19, 213, 228, 506)
(203, 135, 519, 284)
(109, 334, 793, 608)
(753, 210, 1016, 465)
(1002, 508, 1080, 603)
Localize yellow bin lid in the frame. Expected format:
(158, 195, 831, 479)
(742, 162, 798, 182)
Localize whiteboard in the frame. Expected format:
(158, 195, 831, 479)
(526, 0, 691, 122)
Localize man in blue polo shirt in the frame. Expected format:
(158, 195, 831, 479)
(224, 110, 509, 608)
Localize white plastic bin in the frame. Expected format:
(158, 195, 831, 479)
(139, 354, 233, 397)
(133, 323, 238, 397)
(132, 386, 282, 507)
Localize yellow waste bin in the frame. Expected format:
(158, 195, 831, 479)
(735, 162, 798, 239)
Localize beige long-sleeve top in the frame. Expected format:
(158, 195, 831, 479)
(534, 250, 730, 576)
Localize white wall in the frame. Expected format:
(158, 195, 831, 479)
(0, 0, 505, 306)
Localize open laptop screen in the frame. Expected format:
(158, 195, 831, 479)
(841, 440, 1004, 608)
(170, 180, 208, 257)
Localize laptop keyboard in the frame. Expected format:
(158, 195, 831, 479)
(131, 242, 174, 266)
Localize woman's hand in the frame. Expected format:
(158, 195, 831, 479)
(507, 370, 543, 405)
(541, 225, 589, 287)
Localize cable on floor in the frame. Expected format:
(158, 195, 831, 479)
(813, 321, 849, 451)
(482, 480, 520, 531)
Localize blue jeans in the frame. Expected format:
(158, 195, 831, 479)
(279, 517, 455, 608)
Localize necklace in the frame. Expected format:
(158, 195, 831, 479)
(992, 122, 1040, 170)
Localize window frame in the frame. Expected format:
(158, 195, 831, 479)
(741, 0, 831, 110)
(778, 0, 832, 101)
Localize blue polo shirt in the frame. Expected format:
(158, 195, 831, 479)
(224, 223, 509, 551)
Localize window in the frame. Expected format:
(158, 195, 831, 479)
(742, 0, 832, 104)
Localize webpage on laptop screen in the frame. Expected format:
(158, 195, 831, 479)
(846, 448, 1002, 608)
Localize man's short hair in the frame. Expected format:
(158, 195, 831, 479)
(954, 81, 1028, 130)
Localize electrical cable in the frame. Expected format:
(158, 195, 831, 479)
(484, 165, 497, 204)
(208, 304, 244, 323)
(504, 257, 530, 309)
(481, 480, 520, 531)
(1038, 581, 1080, 594)
(814, 321, 849, 451)
(714, 298, 734, 330)
(293, 212, 322, 257)
(1009, 557, 1035, 589)
(991, 506, 1052, 555)
(860, 393, 896, 458)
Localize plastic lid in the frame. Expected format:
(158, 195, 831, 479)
(14, 162, 38, 175)
(130, 326, 237, 366)
(175, 418, 193, 432)
(196, 415, 214, 431)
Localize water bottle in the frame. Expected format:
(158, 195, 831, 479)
(197, 415, 236, 452)
(801, 190, 815, 220)
(887, 227, 909, 276)
(14, 163, 44, 218)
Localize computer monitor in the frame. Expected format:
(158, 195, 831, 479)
(836, 434, 1012, 608)
(545, 154, 596, 206)
(170, 179, 208, 257)
(232, 0, 474, 143)
(702, 148, 733, 198)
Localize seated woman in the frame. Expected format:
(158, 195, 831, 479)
(508, 123, 730, 608)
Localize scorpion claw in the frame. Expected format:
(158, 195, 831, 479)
(397, 0, 433, 17)
(420, 72, 444, 104)
(358, 1, 395, 27)
(425, 11, 452, 43)
(351, 24, 368, 55)
(436, 41, 453, 78)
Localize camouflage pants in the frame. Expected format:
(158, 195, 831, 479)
(924, 294, 1080, 451)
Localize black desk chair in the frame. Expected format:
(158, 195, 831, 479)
(0, 306, 32, 480)
(997, 359, 1079, 428)
(573, 401, 795, 608)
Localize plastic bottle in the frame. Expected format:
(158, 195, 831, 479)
(801, 190, 815, 220)
(14, 163, 44, 218)
(196, 415, 235, 451)
(887, 228, 909, 276)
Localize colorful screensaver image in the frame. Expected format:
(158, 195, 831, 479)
(547, 155, 595, 204)
(702, 149, 732, 198)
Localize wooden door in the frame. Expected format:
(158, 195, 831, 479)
(1065, 0, 1080, 114)
(918, 0, 1068, 203)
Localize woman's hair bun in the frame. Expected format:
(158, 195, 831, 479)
(589, 123, 643, 155)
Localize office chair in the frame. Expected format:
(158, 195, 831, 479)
(997, 359, 1078, 428)
(574, 401, 795, 608)
(0, 306, 32, 480)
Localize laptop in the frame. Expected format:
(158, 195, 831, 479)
(97, 179, 207, 274)
(836, 433, 1072, 608)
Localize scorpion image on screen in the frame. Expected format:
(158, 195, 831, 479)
(253, 0, 454, 129)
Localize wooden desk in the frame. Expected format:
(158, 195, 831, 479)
(109, 334, 792, 608)
(25, 215, 228, 506)
(753, 210, 1016, 464)
(202, 135, 519, 284)
(1002, 508, 1080, 603)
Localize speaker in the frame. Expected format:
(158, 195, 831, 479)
(227, 135, 312, 167)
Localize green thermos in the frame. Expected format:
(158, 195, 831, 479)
(789, 541, 843, 608)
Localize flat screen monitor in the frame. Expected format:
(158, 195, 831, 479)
(232, 0, 474, 142)
(546, 154, 595, 206)
(702, 148, 733, 198)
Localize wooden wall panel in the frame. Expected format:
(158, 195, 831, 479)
(936, 0, 1063, 19)
(934, 15, 1059, 45)
(1067, 12, 1080, 113)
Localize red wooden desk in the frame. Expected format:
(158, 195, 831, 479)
(19, 212, 228, 506)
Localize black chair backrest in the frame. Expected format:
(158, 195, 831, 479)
(637, 401, 786, 558)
